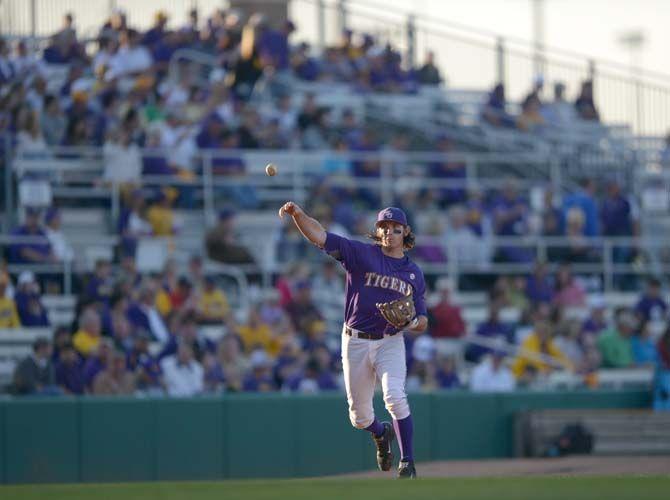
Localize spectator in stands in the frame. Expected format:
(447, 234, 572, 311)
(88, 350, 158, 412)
(160, 341, 204, 397)
(142, 11, 169, 48)
(200, 349, 225, 394)
(597, 307, 636, 368)
(512, 319, 571, 384)
(285, 280, 324, 337)
(541, 81, 577, 126)
(51, 326, 72, 363)
(526, 261, 554, 304)
(582, 295, 608, 336)
(167, 276, 196, 315)
(434, 355, 461, 389)
(205, 209, 256, 265)
(469, 348, 516, 392)
(44, 208, 74, 263)
(601, 178, 639, 277)
(102, 128, 143, 186)
(552, 263, 586, 308)
(0, 37, 16, 83)
(284, 356, 338, 393)
(242, 349, 277, 392)
(159, 313, 214, 363)
(417, 50, 442, 85)
(16, 108, 48, 157)
(195, 276, 230, 325)
(41, 94, 67, 146)
(216, 334, 249, 392)
(72, 308, 103, 357)
(300, 106, 331, 150)
(632, 320, 659, 366)
(84, 259, 114, 306)
(414, 216, 448, 264)
(492, 179, 533, 263)
(118, 189, 152, 254)
(11, 337, 55, 395)
(444, 205, 491, 269)
(127, 281, 170, 343)
(228, 15, 265, 100)
(54, 341, 85, 395)
(553, 207, 599, 263)
(273, 337, 303, 389)
(0, 272, 20, 328)
(635, 277, 667, 323)
(465, 299, 514, 363)
(481, 83, 515, 128)
(237, 305, 277, 355)
(14, 271, 49, 327)
(42, 29, 85, 65)
(127, 281, 163, 342)
(109, 296, 134, 352)
(661, 132, 670, 168)
(516, 94, 545, 132)
(575, 80, 600, 121)
(430, 134, 467, 206)
(292, 42, 321, 82)
(497, 275, 530, 311)
(428, 278, 466, 339)
(107, 28, 153, 80)
(554, 319, 588, 373)
(563, 178, 599, 237)
(82, 338, 113, 389)
(127, 331, 164, 395)
(9, 207, 55, 265)
(92, 350, 136, 395)
(26, 75, 48, 113)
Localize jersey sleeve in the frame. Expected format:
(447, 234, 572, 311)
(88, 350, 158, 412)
(412, 267, 428, 317)
(323, 232, 366, 271)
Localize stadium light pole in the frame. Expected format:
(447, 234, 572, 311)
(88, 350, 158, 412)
(531, 0, 546, 79)
(617, 30, 646, 133)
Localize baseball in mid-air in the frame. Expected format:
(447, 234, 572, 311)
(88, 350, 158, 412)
(265, 163, 277, 176)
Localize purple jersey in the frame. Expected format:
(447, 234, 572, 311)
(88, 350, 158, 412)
(323, 232, 427, 335)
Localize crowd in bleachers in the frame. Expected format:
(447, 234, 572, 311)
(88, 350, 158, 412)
(2, 6, 670, 401)
(4, 247, 670, 397)
(0, 7, 443, 163)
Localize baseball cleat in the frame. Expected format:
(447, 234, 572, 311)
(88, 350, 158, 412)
(397, 459, 417, 479)
(372, 421, 395, 471)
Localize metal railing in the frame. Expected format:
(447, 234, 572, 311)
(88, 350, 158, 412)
(7, 145, 669, 291)
(301, 0, 670, 135)
(0, 232, 251, 303)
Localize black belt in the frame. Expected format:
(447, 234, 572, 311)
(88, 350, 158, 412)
(344, 326, 396, 341)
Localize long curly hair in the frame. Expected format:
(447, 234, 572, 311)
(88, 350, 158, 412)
(367, 226, 416, 250)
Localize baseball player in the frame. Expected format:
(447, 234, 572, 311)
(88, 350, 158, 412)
(279, 202, 427, 479)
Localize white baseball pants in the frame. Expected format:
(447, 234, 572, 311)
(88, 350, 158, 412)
(341, 325, 410, 429)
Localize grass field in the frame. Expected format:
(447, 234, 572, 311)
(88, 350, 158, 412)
(2, 476, 669, 500)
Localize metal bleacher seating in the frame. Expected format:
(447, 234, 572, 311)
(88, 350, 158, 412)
(0, 328, 51, 389)
(515, 409, 670, 457)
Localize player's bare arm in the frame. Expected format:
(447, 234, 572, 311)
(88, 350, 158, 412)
(278, 201, 327, 248)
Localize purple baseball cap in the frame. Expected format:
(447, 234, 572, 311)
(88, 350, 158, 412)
(376, 207, 408, 226)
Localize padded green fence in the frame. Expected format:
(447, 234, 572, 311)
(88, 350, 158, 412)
(0, 390, 651, 484)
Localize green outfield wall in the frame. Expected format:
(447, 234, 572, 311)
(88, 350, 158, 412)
(0, 390, 651, 484)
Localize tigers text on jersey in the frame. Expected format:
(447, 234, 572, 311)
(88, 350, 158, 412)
(323, 232, 426, 335)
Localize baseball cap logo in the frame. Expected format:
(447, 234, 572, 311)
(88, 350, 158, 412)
(384, 211, 392, 219)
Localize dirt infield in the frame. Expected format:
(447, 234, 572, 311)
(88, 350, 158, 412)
(338, 455, 670, 478)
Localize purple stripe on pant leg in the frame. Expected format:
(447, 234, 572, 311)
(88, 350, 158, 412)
(393, 414, 414, 461)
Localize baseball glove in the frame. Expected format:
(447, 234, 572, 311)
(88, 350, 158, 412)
(376, 296, 416, 329)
